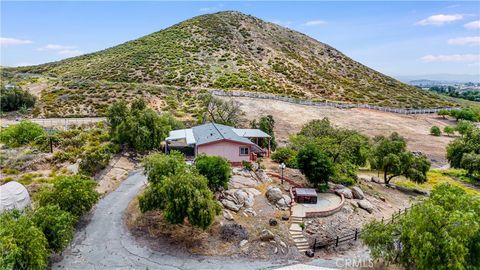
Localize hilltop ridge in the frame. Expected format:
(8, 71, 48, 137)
(9, 11, 452, 108)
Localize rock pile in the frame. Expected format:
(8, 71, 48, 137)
(265, 186, 291, 210)
(333, 185, 375, 213)
(220, 188, 258, 212)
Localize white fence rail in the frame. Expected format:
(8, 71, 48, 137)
(211, 90, 458, 115)
(1, 117, 106, 128)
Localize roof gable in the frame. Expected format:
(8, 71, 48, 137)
(192, 123, 253, 146)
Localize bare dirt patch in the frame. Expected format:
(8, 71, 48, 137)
(232, 97, 455, 168)
(95, 153, 137, 195)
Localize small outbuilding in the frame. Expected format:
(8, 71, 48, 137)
(294, 188, 318, 204)
(0, 181, 31, 213)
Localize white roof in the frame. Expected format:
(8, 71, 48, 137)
(166, 128, 196, 145)
(233, 128, 271, 138)
(0, 181, 31, 213)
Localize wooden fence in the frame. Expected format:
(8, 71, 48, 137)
(211, 90, 458, 115)
(312, 206, 412, 251)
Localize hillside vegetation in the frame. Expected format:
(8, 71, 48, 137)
(8, 11, 453, 109)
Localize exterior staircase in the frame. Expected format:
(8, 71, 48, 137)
(289, 216, 310, 252)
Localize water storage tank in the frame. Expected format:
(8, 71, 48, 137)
(0, 181, 31, 213)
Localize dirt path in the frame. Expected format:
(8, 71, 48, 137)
(232, 97, 455, 168)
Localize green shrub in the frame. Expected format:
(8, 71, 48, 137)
(0, 211, 48, 270)
(297, 143, 334, 187)
(241, 160, 253, 171)
(143, 151, 186, 184)
(271, 147, 296, 164)
(31, 205, 76, 253)
(158, 172, 221, 230)
(0, 87, 36, 112)
(37, 175, 99, 218)
(79, 143, 117, 175)
(0, 121, 46, 147)
(362, 184, 480, 269)
(195, 154, 232, 190)
(443, 126, 455, 136)
(107, 99, 184, 151)
(430, 126, 441, 136)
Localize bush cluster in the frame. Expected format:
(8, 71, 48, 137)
(0, 175, 99, 269)
(0, 86, 36, 112)
(107, 99, 184, 151)
(139, 152, 221, 230)
(0, 121, 46, 147)
(219, 223, 249, 241)
(194, 154, 231, 190)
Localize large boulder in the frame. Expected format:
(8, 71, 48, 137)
(244, 193, 255, 208)
(0, 181, 31, 213)
(255, 170, 272, 183)
(357, 200, 374, 213)
(266, 186, 284, 202)
(66, 160, 80, 174)
(335, 188, 353, 199)
(259, 229, 275, 241)
(351, 186, 365, 200)
(221, 199, 242, 212)
(371, 176, 382, 183)
(223, 209, 234, 221)
(234, 189, 248, 205)
(230, 175, 258, 189)
(276, 195, 292, 209)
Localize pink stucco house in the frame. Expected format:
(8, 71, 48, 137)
(165, 123, 271, 165)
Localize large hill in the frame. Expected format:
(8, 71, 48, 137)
(10, 11, 452, 108)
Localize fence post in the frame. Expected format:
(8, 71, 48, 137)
(336, 236, 339, 247)
(313, 238, 317, 252)
(354, 229, 358, 241)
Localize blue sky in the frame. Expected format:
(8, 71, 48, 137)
(1, 1, 479, 80)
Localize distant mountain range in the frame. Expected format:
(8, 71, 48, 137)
(6, 11, 454, 109)
(397, 74, 480, 84)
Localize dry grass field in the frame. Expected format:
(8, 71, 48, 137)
(233, 97, 456, 168)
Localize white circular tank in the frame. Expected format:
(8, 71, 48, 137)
(0, 181, 31, 213)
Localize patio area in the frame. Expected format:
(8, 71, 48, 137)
(291, 193, 344, 218)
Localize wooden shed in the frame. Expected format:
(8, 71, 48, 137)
(294, 188, 317, 204)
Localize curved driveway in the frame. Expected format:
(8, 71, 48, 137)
(53, 172, 288, 270)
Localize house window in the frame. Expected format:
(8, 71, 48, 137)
(240, 147, 249, 156)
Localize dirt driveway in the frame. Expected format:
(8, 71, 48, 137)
(233, 97, 455, 168)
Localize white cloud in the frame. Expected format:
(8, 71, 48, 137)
(199, 4, 224, 12)
(57, 49, 83, 57)
(0, 37, 33, 46)
(447, 36, 480, 46)
(37, 44, 75, 51)
(270, 19, 293, 28)
(417, 14, 463, 26)
(303, 20, 326, 26)
(464, 20, 480, 29)
(420, 54, 480, 63)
